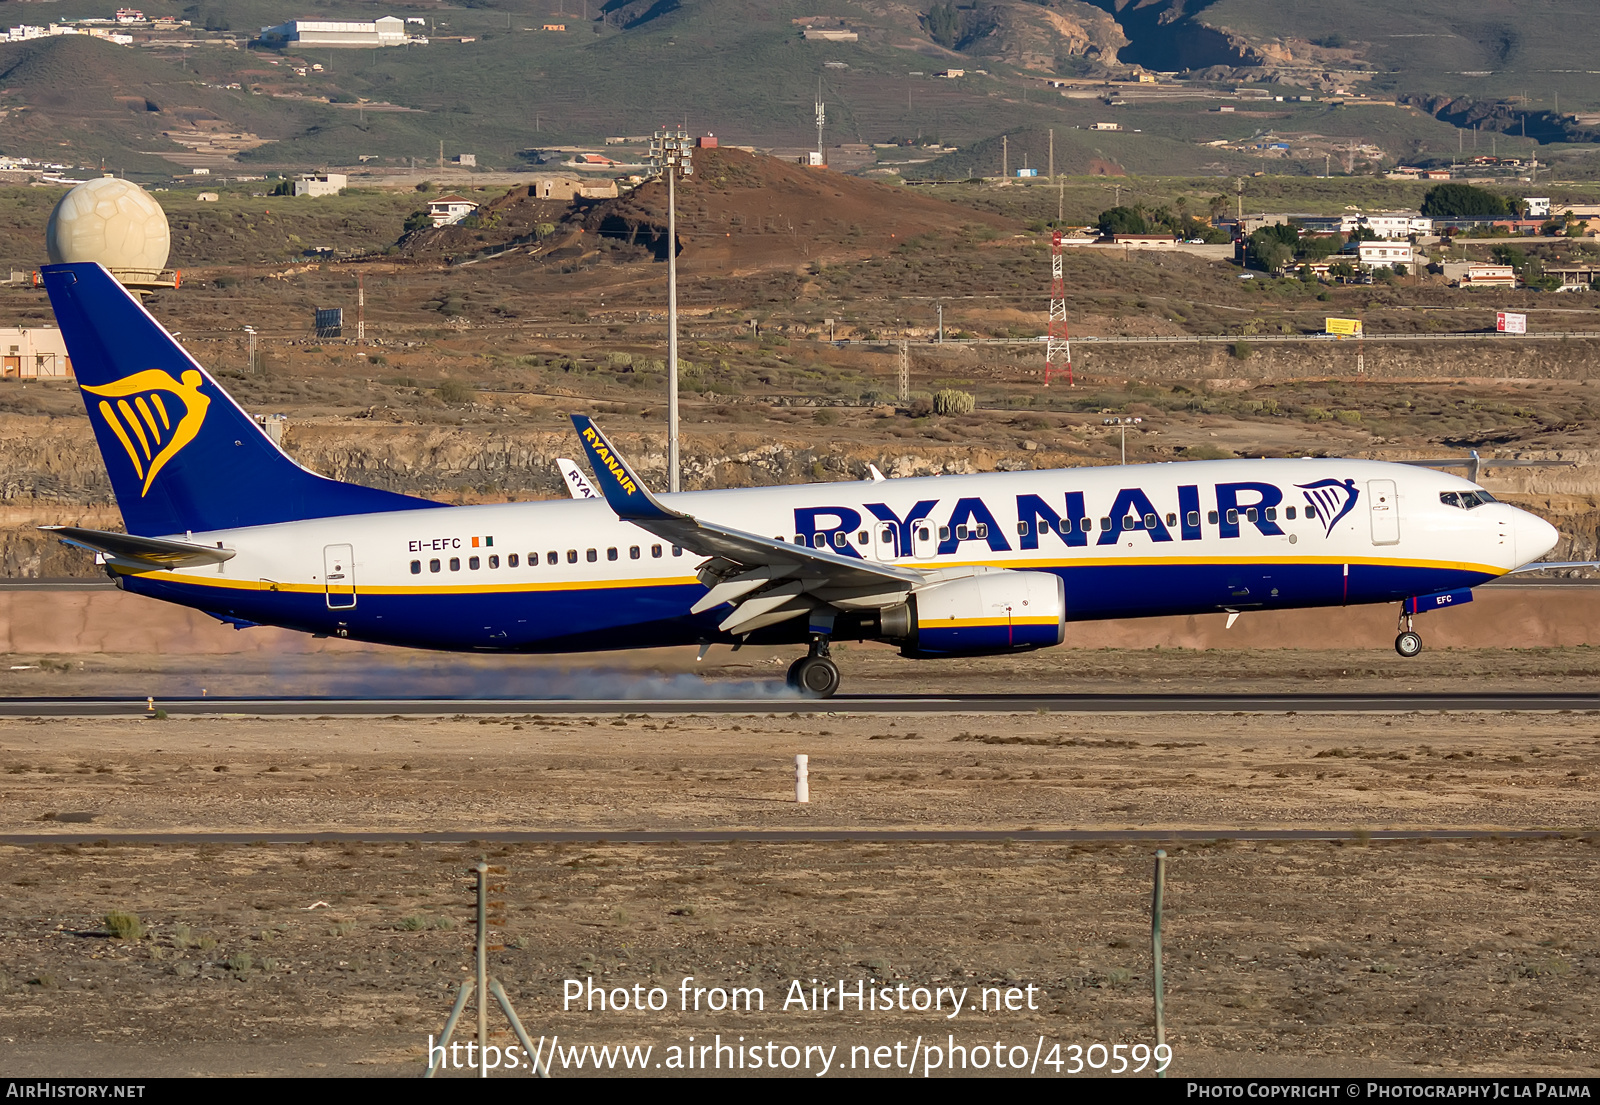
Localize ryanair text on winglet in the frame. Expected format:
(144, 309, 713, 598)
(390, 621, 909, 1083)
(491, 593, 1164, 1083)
(581, 426, 638, 496)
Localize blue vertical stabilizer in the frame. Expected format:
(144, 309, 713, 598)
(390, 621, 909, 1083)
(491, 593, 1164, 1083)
(41, 262, 441, 536)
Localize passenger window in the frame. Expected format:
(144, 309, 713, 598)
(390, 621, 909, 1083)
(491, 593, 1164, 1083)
(1208, 511, 1219, 525)
(1166, 513, 1177, 527)
(1123, 515, 1137, 530)
(586, 549, 598, 562)
(955, 524, 968, 540)
(566, 550, 577, 564)
(1246, 508, 1258, 523)
(1305, 505, 1318, 519)
(468, 556, 480, 570)
(938, 527, 950, 541)
(1017, 521, 1030, 537)
(548, 551, 558, 565)
(1226, 509, 1238, 525)
(1057, 520, 1070, 535)
(917, 527, 930, 541)
(652, 544, 663, 558)
(1100, 517, 1111, 531)
(857, 531, 869, 545)
(1285, 507, 1296, 521)
(630, 546, 640, 559)
(813, 534, 826, 549)
(1144, 513, 1158, 529)
(832, 532, 846, 548)
(508, 554, 519, 567)
(449, 557, 461, 571)
(1080, 518, 1092, 533)
(672, 546, 683, 557)
(429, 559, 441, 573)
(490, 555, 500, 568)
(1186, 511, 1200, 527)
(976, 523, 988, 538)
(1265, 507, 1277, 522)
(794, 534, 804, 545)
(607, 547, 618, 561)
(410, 560, 421, 575)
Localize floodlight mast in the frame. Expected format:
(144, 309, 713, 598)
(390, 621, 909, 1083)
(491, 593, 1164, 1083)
(649, 127, 694, 492)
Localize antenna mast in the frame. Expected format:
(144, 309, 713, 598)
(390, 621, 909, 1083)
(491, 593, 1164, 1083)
(815, 78, 826, 165)
(1044, 231, 1072, 386)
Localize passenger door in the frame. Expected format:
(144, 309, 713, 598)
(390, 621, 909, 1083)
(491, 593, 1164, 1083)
(324, 543, 356, 609)
(1367, 479, 1400, 545)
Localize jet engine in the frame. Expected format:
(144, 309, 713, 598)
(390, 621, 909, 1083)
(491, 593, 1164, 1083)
(875, 569, 1065, 657)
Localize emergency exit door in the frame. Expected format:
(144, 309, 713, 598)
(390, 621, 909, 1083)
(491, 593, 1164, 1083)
(324, 544, 356, 608)
(1367, 480, 1400, 545)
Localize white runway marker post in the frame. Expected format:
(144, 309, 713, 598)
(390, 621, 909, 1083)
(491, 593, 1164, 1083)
(795, 754, 809, 804)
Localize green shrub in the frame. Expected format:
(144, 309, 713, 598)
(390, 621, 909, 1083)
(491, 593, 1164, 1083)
(1231, 342, 1253, 360)
(932, 388, 975, 416)
(104, 911, 146, 941)
(436, 380, 476, 405)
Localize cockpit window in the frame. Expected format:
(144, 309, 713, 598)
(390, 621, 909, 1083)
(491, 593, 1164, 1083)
(1441, 490, 1496, 510)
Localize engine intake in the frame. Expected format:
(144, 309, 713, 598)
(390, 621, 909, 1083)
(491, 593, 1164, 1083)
(877, 569, 1065, 657)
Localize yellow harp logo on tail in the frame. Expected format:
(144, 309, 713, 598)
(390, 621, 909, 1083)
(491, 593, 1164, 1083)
(81, 369, 210, 497)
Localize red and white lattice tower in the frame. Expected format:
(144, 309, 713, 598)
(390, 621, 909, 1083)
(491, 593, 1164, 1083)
(1044, 230, 1072, 386)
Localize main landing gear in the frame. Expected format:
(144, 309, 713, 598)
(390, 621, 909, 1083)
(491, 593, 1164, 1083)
(787, 635, 841, 698)
(1395, 608, 1422, 658)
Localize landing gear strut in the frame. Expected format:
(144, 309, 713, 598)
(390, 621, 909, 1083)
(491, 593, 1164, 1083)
(787, 635, 840, 698)
(1394, 608, 1422, 658)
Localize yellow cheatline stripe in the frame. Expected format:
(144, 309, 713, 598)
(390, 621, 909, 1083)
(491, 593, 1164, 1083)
(987, 553, 1505, 576)
(933, 616, 1060, 628)
(98, 400, 144, 479)
(110, 568, 704, 596)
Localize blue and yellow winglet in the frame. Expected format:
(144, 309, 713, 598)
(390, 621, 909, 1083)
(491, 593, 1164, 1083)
(569, 415, 679, 523)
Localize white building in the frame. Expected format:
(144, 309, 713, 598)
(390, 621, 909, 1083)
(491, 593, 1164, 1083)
(1354, 241, 1414, 270)
(1525, 197, 1551, 218)
(427, 194, 478, 226)
(293, 172, 347, 197)
(1089, 122, 1122, 131)
(259, 17, 411, 47)
(0, 327, 71, 379)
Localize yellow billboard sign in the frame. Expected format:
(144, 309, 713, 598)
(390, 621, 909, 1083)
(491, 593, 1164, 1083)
(1325, 317, 1363, 336)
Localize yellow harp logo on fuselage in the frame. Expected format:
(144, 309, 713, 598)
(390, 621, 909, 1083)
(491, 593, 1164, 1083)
(82, 369, 210, 497)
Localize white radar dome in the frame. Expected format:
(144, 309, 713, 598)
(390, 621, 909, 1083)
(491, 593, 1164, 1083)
(46, 175, 171, 274)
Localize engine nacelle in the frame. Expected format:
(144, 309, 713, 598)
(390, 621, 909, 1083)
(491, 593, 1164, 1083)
(877, 569, 1065, 657)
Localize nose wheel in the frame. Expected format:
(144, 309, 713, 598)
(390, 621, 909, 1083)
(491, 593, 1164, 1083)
(786, 636, 840, 698)
(1394, 608, 1422, 658)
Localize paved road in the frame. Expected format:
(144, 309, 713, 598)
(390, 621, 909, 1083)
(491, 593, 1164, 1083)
(0, 829, 1585, 847)
(3, 692, 1598, 717)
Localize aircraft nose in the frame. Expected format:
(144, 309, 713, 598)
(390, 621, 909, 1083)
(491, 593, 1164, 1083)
(1512, 508, 1559, 567)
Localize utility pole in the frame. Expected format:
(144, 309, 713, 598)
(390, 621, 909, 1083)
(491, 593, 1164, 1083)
(898, 340, 909, 403)
(1002, 134, 1008, 179)
(1048, 127, 1054, 179)
(356, 275, 365, 343)
(650, 127, 693, 493)
(1236, 177, 1244, 219)
(438, 139, 444, 171)
(937, 302, 943, 343)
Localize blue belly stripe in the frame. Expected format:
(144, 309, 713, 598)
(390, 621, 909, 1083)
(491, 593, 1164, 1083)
(118, 558, 1498, 653)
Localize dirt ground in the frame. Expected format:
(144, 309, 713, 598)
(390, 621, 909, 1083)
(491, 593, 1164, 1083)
(0, 647, 1596, 1077)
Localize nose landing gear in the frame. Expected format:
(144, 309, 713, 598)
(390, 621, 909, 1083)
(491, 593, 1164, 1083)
(786, 635, 840, 698)
(1395, 608, 1422, 658)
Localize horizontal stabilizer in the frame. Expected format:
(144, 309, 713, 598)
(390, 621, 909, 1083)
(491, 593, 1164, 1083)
(42, 525, 235, 569)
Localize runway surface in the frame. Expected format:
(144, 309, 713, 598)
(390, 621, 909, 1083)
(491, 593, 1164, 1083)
(0, 829, 1587, 846)
(3, 691, 1599, 716)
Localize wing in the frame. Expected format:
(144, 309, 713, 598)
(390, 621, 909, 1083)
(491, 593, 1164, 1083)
(43, 525, 236, 569)
(570, 416, 922, 636)
(556, 457, 599, 499)
(1508, 561, 1600, 574)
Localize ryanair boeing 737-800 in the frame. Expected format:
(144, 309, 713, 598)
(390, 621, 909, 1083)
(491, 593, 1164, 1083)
(36, 263, 1564, 697)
